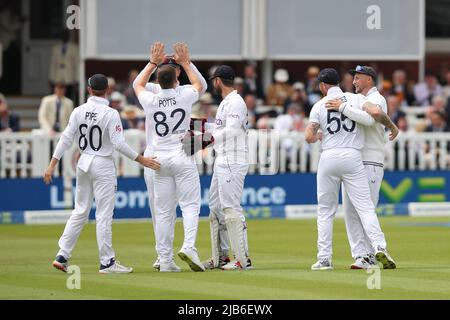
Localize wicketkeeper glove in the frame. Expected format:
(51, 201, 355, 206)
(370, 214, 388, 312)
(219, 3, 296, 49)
(181, 131, 215, 156)
(190, 118, 207, 133)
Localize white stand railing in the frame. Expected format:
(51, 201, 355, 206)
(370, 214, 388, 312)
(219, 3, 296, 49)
(1, 130, 450, 179)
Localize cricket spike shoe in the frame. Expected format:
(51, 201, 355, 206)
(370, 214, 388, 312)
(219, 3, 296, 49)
(351, 256, 375, 269)
(99, 258, 133, 274)
(202, 256, 231, 270)
(311, 258, 334, 271)
(375, 247, 396, 269)
(159, 260, 182, 273)
(52, 255, 68, 273)
(178, 248, 205, 272)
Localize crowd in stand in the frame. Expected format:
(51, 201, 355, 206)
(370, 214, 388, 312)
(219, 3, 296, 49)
(1, 63, 450, 137)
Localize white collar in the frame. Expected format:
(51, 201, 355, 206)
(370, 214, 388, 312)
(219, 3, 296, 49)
(223, 90, 238, 101)
(327, 86, 344, 98)
(88, 96, 109, 105)
(366, 87, 378, 96)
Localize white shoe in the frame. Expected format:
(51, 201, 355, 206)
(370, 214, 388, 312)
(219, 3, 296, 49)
(221, 260, 246, 270)
(99, 259, 133, 274)
(153, 257, 160, 271)
(351, 256, 375, 270)
(178, 248, 205, 272)
(311, 258, 333, 271)
(159, 260, 181, 273)
(375, 247, 396, 269)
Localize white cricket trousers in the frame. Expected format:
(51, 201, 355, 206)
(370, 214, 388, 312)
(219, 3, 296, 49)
(343, 163, 384, 258)
(153, 153, 201, 264)
(209, 158, 249, 257)
(57, 156, 116, 266)
(316, 148, 386, 260)
(143, 148, 176, 257)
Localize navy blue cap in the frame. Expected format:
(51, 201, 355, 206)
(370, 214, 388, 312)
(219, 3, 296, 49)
(349, 65, 377, 80)
(317, 68, 340, 85)
(159, 56, 181, 69)
(209, 65, 235, 81)
(87, 74, 108, 91)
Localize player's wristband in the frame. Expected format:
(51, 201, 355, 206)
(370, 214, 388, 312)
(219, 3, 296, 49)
(149, 61, 158, 67)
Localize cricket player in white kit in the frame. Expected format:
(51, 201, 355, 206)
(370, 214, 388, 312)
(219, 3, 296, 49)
(133, 50, 207, 271)
(44, 74, 160, 273)
(186, 65, 251, 271)
(326, 65, 398, 269)
(305, 68, 395, 270)
(134, 42, 205, 272)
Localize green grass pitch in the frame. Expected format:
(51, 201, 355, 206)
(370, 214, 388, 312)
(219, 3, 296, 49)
(1, 216, 449, 300)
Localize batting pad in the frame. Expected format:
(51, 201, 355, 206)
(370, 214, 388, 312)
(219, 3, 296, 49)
(209, 211, 220, 268)
(224, 208, 247, 269)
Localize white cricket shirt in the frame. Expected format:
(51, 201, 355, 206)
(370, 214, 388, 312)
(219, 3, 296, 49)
(138, 86, 199, 154)
(309, 87, 366, 151)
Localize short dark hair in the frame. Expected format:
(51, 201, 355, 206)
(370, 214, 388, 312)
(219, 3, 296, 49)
(220, 78, 234, 87)
(91, 89, 107, 97)
(158, 66, 177, 89)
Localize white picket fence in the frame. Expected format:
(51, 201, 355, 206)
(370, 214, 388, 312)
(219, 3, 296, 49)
(1, 130, 450, 179)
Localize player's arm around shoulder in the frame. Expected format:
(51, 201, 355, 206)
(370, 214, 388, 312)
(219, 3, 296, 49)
(362, 99, 399, 140)
(325, 93, 376, 127)
(362, 94, 388, 119)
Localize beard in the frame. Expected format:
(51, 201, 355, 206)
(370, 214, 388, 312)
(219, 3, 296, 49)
(213, 83, 222, 96)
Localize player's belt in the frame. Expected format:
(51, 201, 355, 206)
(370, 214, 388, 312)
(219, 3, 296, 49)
(363, 161, 384, 168)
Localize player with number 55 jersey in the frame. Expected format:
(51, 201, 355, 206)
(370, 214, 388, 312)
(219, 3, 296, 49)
(305, 68, 392, 271)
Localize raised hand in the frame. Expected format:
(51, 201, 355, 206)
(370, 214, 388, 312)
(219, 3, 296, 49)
(173, 42, 190, 66)
(150, 42, 166, 66)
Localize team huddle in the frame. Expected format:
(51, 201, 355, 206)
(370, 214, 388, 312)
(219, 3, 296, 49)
(43, 42, 398, 274)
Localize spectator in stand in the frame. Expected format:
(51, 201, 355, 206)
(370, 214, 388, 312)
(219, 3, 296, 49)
(414, 72, 443, 106)
(120, 105, 145, 131)
(341, 73, 355, 93)
(424, 110, 450, 169)
(49, 31, 79, 104)
(387, 95, 407, 131)
(443, 70, 450, 102)
(124, 69, 141, 107)
(38, 83, 74, 135)
(274, 103, 305, 133)
(431, 96, 447, 113)
(390, 69, 415, 106)
(243, 63, 265, 100)
(109, 91, 129, 130)
(0, 93, 20, 132)
(425, 110, 450, 133)
(256, 115, 271, 130)
(191, 93, 217, 123)
(274, 103, 306, 163)
(266, 68, 293, 107)
(234, 77, 245, 98)
(244, 93, 257, 129)
(305, 66, 321, 106)
(283, 82, 312, 116)
(106, 77, 116, 100)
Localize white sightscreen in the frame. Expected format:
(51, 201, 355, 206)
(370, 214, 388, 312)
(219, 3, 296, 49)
(93, 0, 243, 59)
(267, 0, 424, 60)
